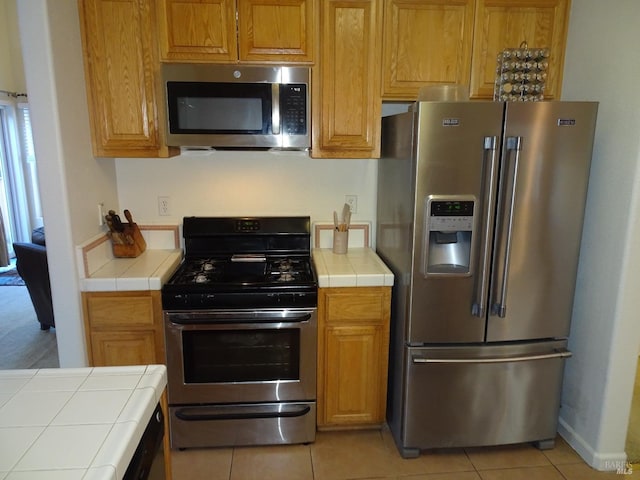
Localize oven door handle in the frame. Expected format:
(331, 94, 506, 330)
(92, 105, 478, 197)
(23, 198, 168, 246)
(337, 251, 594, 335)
(174, 404, 311, 421)
(167, 311, 313, 325)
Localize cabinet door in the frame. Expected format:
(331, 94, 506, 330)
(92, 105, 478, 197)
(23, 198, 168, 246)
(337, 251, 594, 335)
(82, 291, 165, 366)
(311, 0, 382, 158)
(157, 0, 238, 62)
(78, 0, 174, 157)
(90, 331, 159, 367)
(382, 0, 475, 100)
(324, 324, 385, 425)
(238, 0, 315, 63)
(85, 295, 156, 327)
(470, 0, 569, 99)
(317, 287, 391, 427)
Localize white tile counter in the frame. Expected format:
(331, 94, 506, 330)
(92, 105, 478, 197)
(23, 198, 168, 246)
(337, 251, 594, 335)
(0, 365, 167, 480)
(313, 247, 394, 288)
(81, 249, 182, 292)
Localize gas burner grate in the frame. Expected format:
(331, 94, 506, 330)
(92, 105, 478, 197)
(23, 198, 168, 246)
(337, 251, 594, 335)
(171, 258, 225, 284)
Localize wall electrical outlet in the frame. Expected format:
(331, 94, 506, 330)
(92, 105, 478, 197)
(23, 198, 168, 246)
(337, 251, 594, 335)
(345, 195, 358, 214)
(158, 196, 171, 216)
(98, 203, 105, 226)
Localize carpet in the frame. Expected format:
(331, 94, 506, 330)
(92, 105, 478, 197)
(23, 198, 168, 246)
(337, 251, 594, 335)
(0, 268, 25, 286)
(0, 286, 58, 369)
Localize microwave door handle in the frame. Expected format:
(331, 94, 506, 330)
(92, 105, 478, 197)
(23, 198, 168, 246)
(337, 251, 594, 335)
(272, 84, 280, 135)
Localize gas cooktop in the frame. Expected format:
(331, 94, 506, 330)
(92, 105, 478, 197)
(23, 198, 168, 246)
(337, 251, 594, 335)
(162, 216, 317, 310)
(169, 255, 314, 287)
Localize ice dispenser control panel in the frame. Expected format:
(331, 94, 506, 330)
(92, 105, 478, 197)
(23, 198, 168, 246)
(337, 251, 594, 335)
(424, 199, 475, 275)
(429, 201, 474, 231)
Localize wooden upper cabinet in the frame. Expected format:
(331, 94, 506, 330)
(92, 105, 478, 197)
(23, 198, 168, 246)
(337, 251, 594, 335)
(238, 0, 315, 62)
(157, 0, 315, 63)
(157, 0, 238, 62)
(79, 0, 175, 157)
(382, 0, 475, 100)
(470, 0, 570, 99)
(311, 0, 382, 159)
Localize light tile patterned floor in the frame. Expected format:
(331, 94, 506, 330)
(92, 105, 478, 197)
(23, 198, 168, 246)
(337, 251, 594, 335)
(170, 426, 640, 480)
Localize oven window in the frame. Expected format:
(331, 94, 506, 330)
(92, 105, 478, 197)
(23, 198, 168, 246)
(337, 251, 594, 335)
(182, 329, 300, 383)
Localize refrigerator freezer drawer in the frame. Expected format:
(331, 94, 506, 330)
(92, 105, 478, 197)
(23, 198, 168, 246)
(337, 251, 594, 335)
(400, 341, 569, 456)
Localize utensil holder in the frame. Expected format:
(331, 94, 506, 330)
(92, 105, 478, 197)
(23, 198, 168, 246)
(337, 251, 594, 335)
(333, 230, 349, 254)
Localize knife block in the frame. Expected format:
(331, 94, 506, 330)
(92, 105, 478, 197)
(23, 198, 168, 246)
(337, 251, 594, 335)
(109, 223, 147, 258)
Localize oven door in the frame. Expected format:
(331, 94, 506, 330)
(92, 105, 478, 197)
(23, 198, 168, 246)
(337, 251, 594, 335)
(164, 308, 317, 405)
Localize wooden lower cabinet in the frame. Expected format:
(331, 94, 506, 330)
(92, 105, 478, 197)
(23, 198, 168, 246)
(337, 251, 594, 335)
(83, 290, 171, 479)
(82, 290, 165, 367)
(317, 286, 391, 428)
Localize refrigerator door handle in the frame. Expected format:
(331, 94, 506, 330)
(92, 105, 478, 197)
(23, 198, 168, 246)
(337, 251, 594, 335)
(472, 136, 500, 317)
(412, 349, 572, 364)
(492, 136, 522, 318)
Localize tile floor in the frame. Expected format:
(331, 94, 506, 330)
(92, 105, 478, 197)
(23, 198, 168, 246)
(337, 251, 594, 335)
(170, 426, 640, 480)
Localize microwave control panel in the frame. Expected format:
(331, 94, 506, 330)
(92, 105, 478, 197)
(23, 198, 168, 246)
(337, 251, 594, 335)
(280, 84, 307, 135)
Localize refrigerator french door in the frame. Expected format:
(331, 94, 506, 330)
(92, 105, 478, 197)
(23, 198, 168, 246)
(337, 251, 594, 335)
(376, 101, 598, 458)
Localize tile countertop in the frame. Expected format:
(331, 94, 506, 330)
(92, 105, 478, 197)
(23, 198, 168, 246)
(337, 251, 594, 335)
(81, 249, 182, 292)
(0, 365, 167, 480)
(312, 247, 394, 288)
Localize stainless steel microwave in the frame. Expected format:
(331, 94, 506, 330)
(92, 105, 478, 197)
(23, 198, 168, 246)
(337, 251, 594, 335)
(161, 64, 310, 150)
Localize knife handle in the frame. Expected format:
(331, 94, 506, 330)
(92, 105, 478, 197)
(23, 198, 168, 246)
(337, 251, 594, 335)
(105, 214, 115, 231)
(124, 209, 134, 224)
(109, 231, 124, 244)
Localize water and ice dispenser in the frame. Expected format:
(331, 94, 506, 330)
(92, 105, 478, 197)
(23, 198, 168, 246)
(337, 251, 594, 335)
(423, 198, 475, 275)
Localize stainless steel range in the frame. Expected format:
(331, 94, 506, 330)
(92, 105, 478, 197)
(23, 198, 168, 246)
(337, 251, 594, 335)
(162, 216, 317, 449)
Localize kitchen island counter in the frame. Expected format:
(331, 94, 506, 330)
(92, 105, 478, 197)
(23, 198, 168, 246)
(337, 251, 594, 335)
(0, 365, 167, 480)
(312, 247, 394, 288)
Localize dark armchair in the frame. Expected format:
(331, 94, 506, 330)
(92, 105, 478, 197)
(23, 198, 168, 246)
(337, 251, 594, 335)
(13, 227, 55, 330)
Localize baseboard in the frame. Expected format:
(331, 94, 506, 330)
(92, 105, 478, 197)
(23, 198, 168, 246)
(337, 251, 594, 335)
(558, 416, 629, 471)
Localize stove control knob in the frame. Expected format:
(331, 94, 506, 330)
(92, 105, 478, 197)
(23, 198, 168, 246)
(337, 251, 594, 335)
(175, 294, 188, 306)
(202, 294, 216, 306)
(279, 293, 295, 305)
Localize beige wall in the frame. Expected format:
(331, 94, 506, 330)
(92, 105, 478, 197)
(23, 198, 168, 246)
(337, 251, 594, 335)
(0, 0, 26, 92)
(18, 0, 119, 366)
(115, 153, 378, 237)
(559, 0, 640, 470)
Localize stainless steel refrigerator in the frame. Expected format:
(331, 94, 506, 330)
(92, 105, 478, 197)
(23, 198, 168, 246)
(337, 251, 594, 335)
(376, 101, 598, 458)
